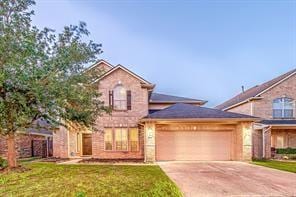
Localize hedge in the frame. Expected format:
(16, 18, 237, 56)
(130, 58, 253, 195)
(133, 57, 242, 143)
(276, 148, 296, 154)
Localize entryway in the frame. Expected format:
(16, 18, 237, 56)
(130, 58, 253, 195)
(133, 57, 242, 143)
(82, 134, 92, 156)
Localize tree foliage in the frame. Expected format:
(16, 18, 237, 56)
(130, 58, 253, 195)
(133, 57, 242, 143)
(0, 0, 108, 137)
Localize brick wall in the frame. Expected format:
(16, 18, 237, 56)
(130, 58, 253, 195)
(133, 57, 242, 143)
(92, 68, 149, 159)
(53, 64, 150, 159)
(0, 134, 46, 158)
(253, 74, 296, 119)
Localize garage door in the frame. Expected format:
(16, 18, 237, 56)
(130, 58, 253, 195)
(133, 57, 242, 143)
(156, 131, 232, 161)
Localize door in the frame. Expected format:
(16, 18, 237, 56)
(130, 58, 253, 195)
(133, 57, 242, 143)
(82, 134, 92, 155)
(156, 130, 232, 161)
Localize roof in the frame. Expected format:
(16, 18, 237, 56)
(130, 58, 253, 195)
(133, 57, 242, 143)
(216, 68, 296, 110)
(26, 119, 54, 136)
(260, 119, 296, 125)
(93, 64, 154, 88)
(144, 103, 257, 120)
(150, 93, 207, 104)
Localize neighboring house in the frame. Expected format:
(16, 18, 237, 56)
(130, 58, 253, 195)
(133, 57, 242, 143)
(53, 60, 257, 162)
(0, 119, 53, 158)
(216, 69, 296, 159)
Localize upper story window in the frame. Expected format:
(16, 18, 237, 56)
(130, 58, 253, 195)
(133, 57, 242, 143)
(273, 97, 294, 119)
(113, 85, 127, 110)
(109, 84, 132, 111)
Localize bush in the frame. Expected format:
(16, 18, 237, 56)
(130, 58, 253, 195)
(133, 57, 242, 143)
(0, 157, 7, 169)
(276, 148, 296, 154)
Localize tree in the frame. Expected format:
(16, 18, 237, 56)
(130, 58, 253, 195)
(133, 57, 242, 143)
(0, 0, 108, 168)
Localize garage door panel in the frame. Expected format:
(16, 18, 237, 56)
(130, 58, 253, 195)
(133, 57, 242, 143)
(156, 131, 232, 161)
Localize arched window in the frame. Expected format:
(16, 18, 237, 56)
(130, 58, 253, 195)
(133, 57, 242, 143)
(113, 85, 127, 110)
(273, 97, 294, 119)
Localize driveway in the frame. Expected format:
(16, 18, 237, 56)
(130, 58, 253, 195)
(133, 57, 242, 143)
(159, 161, 296, 196)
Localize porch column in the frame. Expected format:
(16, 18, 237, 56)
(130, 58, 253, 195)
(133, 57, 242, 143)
(144, 122, 156, 163)
(263, 127, 271, 159)
(241, 122, 253, 160)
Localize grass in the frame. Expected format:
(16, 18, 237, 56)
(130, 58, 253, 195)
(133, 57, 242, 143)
(0, 162, 182, 197)
(252, 160, 296, 173)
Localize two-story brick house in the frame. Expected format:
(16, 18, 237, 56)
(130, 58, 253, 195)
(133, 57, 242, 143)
(53, 60, 257, 162)
(216, 69, 296, 159)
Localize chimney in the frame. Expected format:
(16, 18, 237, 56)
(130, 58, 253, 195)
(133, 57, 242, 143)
(241, 86, 245, 93)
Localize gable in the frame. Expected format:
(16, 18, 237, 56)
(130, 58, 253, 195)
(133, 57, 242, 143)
(95, 65, 154, 89)
(87, 60, 113, 73)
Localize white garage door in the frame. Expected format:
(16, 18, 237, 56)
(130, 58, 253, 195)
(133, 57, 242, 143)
(156, 131, 232, 161)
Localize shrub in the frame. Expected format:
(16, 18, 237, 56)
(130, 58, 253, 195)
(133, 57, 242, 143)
(276, 148, 296, 154)
(0, 157, 7, 168)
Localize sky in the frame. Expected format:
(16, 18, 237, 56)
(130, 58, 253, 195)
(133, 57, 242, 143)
(32, 0, 296, 107)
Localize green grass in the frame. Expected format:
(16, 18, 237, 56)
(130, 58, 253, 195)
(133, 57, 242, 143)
(0, 162, 182, 197)
(252, 160, 296, 173)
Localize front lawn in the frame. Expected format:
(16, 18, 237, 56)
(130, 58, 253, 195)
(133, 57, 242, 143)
(252, 160, 296, 173)
(0, 162, 182, 196)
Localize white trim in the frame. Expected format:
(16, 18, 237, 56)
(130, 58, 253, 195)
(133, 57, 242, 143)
(93, 65, 153, 85)
(223, 70, 296, 111)
(255, 71, 296, 97)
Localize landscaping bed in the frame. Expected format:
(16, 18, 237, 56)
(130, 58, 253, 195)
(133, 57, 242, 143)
(79, 158, 145, 164)
(39, 157, 70, 163)
(0, 162, 182, 196)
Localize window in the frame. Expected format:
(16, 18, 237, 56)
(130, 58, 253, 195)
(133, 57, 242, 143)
(129, 128, 139, 151)
(76, 133, 81, 152)
(115, 128, 128, 151)
(113, 85, 127, 110)
(104, 129, 113, 151)
(273, 97, 294, 119)
(276, 136, 284, 148)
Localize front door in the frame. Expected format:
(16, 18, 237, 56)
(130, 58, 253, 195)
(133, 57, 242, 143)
(82, 134, 92, 155)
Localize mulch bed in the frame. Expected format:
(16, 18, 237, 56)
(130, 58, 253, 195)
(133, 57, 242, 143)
(39, 157, 70, 163)
(79, 158, 144, 164)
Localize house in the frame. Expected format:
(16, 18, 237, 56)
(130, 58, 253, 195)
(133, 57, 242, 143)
(0, 119, 53, 158)
(216, 68, 296, 159)
(53, 60, 257, 162)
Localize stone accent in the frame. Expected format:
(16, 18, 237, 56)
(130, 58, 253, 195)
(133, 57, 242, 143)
(241, 122, 253, 160)
(144, 123, 156, 162)
(252, 129, 263, 159)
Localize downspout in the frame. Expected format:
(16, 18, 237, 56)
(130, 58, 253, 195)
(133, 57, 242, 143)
(262, 126, 271, 158)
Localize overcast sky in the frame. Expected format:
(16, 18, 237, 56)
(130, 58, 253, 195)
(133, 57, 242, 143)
(32, 0, 296, 107)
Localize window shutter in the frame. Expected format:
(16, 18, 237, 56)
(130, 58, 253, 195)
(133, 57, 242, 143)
(127, 90, 131, 110)
(109, 90, 114, 109)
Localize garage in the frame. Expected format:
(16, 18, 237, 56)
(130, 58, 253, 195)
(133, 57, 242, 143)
(156, 130, 232, 161)
(142, 103, 257, 162)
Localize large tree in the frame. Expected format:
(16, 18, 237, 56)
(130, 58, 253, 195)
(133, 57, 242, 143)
(0, 0, 108, 168)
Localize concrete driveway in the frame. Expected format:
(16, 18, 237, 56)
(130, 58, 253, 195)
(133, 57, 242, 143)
(159, 161, 296, 196)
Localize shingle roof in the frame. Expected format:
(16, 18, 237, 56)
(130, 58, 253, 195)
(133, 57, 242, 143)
(216, 68, 296, 110)
(150, 93, 207, 104)
(260, 119, 296, 125)
(145, 103, 257, 119)
(26, 119, 54, 136)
